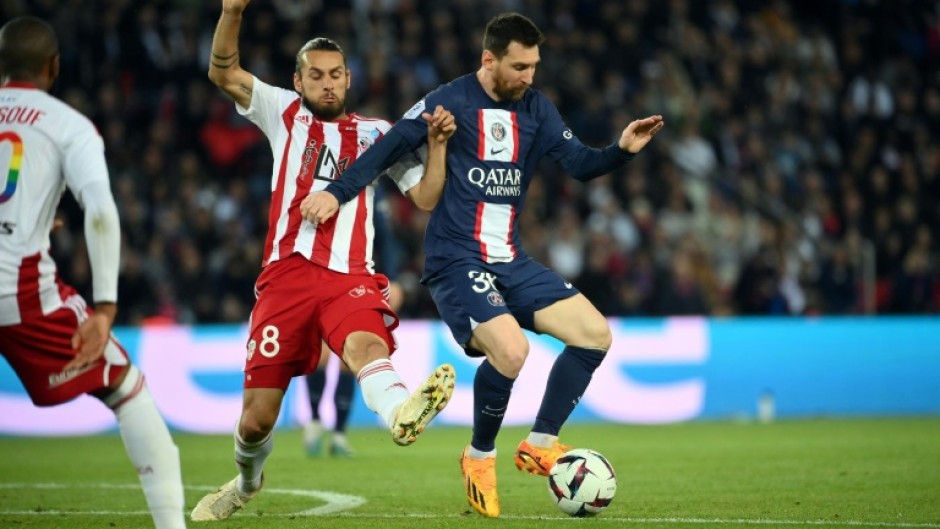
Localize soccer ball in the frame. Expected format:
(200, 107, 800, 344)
(547, 448, 617, 516)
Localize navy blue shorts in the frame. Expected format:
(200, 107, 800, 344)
(426, 257, 579, 356)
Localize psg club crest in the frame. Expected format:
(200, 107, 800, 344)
(487, 291, 505, 307)
(491, 122, 506, 142)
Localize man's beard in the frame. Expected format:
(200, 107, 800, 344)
(302, 95, 345, 121)
(492, 75, 528, 102)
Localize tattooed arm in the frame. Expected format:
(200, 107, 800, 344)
(207, 0, 254, 108)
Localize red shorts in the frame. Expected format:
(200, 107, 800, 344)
(244, 254, 399, 390)
(0, 286, 129, 407)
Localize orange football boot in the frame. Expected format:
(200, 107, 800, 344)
(459, 446, 500, 517)
(514, 438, 572, 476)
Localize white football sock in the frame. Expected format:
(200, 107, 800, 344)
(356, 359, 410, 428)
(527, 432, 559, 448)
(106, 367, 186, 529)
(234, 423, 272, 493)
(468, 446, 497, 459)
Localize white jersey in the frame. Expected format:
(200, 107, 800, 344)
(0, 82, 109, 325)
(238, 77, 423, 275)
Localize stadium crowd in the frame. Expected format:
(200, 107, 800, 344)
(7, 0, 938, 323)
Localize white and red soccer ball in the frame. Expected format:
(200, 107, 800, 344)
(547, 448, 617, 517)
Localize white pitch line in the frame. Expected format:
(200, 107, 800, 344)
(328, 513, 940, 528)
(0, 483, 936, 528)
(0, 482, 366, 517)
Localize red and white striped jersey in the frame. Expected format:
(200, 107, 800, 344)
(0, 83, 109, 326)
(238, 77, 422, 275)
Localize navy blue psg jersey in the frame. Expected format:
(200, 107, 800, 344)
(327, 73, 634, 278)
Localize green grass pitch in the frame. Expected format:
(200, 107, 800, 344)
(1, 419, 938, 528)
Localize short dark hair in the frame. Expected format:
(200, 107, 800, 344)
(0, 16, 58, 79)
(295, 37, 346, 74)
(483, 13, 544, 58)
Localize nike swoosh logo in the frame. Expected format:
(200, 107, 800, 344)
(490, 147, 507, 155)
(564, 282, 573, 289)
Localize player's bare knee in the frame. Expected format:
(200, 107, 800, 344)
(580, 317, 612, 351)
(343, 331, 389, 372)
(239, 410, 276, 441)
(490, 339, 528, 377)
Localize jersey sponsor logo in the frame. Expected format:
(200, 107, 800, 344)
(467, 167, 522, 197)
(299, 139, 350, 183)
(349, 285, 367, 297)
(295, 114, 312, 125)
(0, 130, 23, 204)
(486, 290, 505, 307)
(403, 99, 426, 120)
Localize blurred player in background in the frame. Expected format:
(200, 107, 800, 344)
(191, 0, 457, 521)
(0, 16, 186, 529)
(301, 12, 664, 518)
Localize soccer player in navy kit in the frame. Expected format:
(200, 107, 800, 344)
(302, 13, 664, 517)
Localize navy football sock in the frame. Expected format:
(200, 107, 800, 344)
(532, 346, 605, 436)
(305, 370, 326, 421)
(334, 371, 355, 433)
(471, 360, 515, 452)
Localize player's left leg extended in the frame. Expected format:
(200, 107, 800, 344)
(515, 293, 611, 476)
(338, 322, 454, 446)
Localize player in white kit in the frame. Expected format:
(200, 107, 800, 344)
(0, 16, 187, 529)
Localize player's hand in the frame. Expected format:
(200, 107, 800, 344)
(222, 0, 251, 14)
(64, 303, 116, 372)
(300, 191, 340, 224)
(422, 105, 456, 145)
(618, 115, 665, 154)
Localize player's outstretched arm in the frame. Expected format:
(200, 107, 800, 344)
(407, 105, 456, 212)
(64, 180, 120, 372)
(618, 115, 665, 154)
(208, 0, 255, 109)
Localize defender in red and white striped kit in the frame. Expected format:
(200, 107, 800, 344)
(191, 0, 458, 522)
(0, 17, 186, 529)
